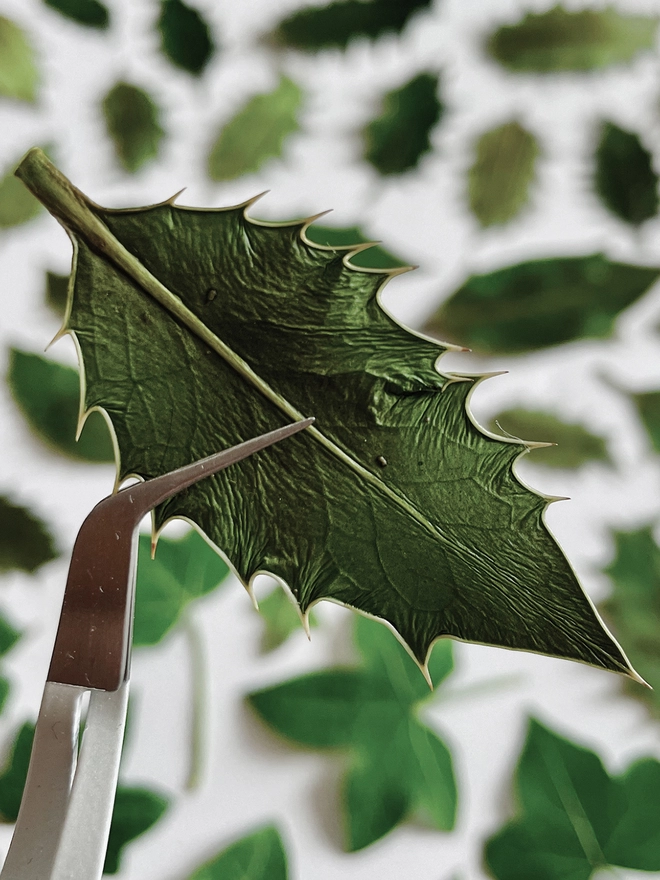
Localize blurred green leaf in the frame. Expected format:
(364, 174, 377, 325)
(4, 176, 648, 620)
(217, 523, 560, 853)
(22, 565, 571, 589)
(134, 529, 229, 646)
(102, 82, 164, 173)
(0, 495, 58, 574)
(305, 224, 408, 269)
(270, 0, 432, 51)
(0, 680, 10, 716)
(8, 348, 114, 462)
(248, 615, 456, 851)
(488, 409, 609, 469)
(0, 16, 38, 103)
(158, 0, 214, 76)
(468, 121, 538, 227)
(45, 270, 69, 316)
(485, 717, 660, 879)
(0, 152, 43, 229)
(487, 6, 659, 73)
(187, 825, 287, 880)
(594, 121, 658, 227)
(633, 390, 660, 453)
(43, 0, 109, 29)
(363, 73, 442, 176)
(0, 723, 33, 822)
(208, 76, 302, 182)
(103, 787, 169, 874)
(257, 587, 317, 653)
(0, 614, 21, 658)
(423, 254, 660, 354)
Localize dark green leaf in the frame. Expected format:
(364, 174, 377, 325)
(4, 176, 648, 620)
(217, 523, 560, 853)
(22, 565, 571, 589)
(207, 76, 303, 182)
(102, 82, 164, 174)
(43, 0, 109, 29)
(0, 723, 34, 822)
(0, 679, 10, 715)
(594, 121, 658, 227)
(468, 121, 538, 227)
(0, 153, 43, 229)
(257, 587, 317, 652)
(187, 825, 287, 880)
(0, 16, 38, 103)
(249, 615, 456, 850)
(488, 409, 609, 469)
(305, 224, 408, 269)
(158, 0, 214, 76)
(487, 6, 659, 73)
(0, 495, 58, 574)
(134, 529, 229, 646)
(363, 73, 442, 176)
(8, 348, 115, 462)
(423, 254, 659, 354)
(632, 390, 660, 453)
(270, 0, 432, 51)
(103, 787, 169, 874)
(45, 271, 69, 316)
(0, 613, 21, 658)
(484, 717, 660, 879)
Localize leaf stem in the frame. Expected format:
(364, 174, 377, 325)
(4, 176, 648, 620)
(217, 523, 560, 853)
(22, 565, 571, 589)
(183, 610, 207, 792)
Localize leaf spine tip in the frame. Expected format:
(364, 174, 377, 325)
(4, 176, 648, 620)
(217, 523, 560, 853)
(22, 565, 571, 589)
(524, 440, 555, 450)
(300, 209, 333, 231)
(46, 327, 66, 350)
(421, 662, 433, 690)
(243, 190, 270, 210)
(167, 188, 187, 205)
(246, 583, 259, 611)
(301, 612, 312, 640)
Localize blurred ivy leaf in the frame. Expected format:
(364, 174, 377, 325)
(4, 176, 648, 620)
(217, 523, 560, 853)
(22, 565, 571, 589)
(632, 390, 660, 453)
(0, 16, 38, 103)
(305, 224, 408, 269)
(45, 270, 69, 316)
(485, 717, 660, 879)
(363, 73, 442, 176)
(43, 0, 109, 29)
(487, 7, 659, 73)
(468, 121, 538, 227)
(187, 825, 287, 880)
(102, 82, 164, 174)
(0, 495, 58, 574)
(249, 615, 457, 851)
(488, 409, 609, 469)
(594, 121, 658, 227)
(0, 152, 44, 229)
(269, 0, 432, 51)
(257, 587, 317, 653)
(207, 77, 302, 182)
(0, 723, 34, 822)
(103, 787, 170, 874)
(158, 0, 214, 76)
(8, 348, 115, 462)
(423, 254, 660, 354)
(134, 529, 230, 646)
(0, 614, 21, 659)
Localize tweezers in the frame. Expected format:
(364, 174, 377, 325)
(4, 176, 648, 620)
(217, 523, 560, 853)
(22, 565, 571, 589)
(0, 418, 313, 880)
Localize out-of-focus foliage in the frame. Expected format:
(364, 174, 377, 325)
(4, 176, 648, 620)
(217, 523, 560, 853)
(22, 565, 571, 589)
(102, 82, 164, 173)
(0, 16, 38, 103)
(43, 0, 109, 29)
(594, 122, 658, 227)
(187, 826, 288, 880)
(0, 495, 58, 574)
(158, 0, 214, 76)
(305, 224, 408, 269)
(0, 152, 43, 229)
(0, 724, 35, 822)
(632, 390, 660, 454)
(257, 587, 317, 653)
(45, 271, 69, 316)
(103, 787, 170, 874)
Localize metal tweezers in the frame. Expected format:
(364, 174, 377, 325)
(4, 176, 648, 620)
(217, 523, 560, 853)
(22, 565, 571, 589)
(0, 419, 312, 880)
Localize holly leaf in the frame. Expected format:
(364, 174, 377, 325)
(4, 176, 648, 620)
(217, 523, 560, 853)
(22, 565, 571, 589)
(102, 82, 164, 174)
(632, 390, 660, 453)
(363, 73, 442, 176)
(17, 149, 635, 678)
(43, 0, 109, 29)
(257, 586, 317, 652)
(187, 825, 287, 880)
(249, 615, 457, 850)
(103, 787, 169, 874)
(594, 121, 658, 227)
(0, 495, 58, 574)
(423, 254, 660, 355)
(484, 717, 660, 879)
(487, 7, 659, 73)
(45, 270, 69, 316)
(207, 76, 303, 182)
(305, 224, 408, 270)
(158, 0, 214, 76)
(0, 16, 38, 103)
(468, 121, 538, 227)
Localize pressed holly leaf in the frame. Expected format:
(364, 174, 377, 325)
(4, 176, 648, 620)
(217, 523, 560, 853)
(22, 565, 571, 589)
(8, 348, 115, 462)
(257, 587, 317, 653)
(207, 76, 303, 182)
(468, 121, 538, 227)
(134, 528, 229, 646)
(305, 224, 408, 270)
(102, 82, 164, 174)
(158, 0, 214, 76)
(488, 409, 609, 469)
(594, 122, 658, 227)
(270, 0, 432, 51)
(485, 717, 660, 879)
(632, 390, 660, 453)
(487, 7, 659, 73)
(0, 16, 38, 103)
(103, 787, 169, 874)
(17, 148, 635, 678)
(45, 270, 69, 316)
(424, 254, 660, 355)
(187, 825, 287, 880)
(363, 73, 442, 176)
(249, 615, 456, 850)
(43, 0, 109, 29)
(0, 151, 44, 229)
(0, 495, 58, 574)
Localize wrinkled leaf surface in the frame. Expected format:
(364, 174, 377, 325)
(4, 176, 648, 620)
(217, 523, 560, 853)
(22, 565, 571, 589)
(102, 82, 164, 173)
(594, 121, 658, 227)
(0, 495, 58, 574)
(0, 17, 38, 103)
(158, 0, 214, 76)
(187, 825, 287, 880)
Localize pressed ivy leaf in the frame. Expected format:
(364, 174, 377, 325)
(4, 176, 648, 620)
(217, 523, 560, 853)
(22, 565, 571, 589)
(43, 0, 109, 29)
(103, 787, 169, 874)
(594, 122, 658, 227)
(207, 76, 303, 182)
(488, 409, 609, 469)
(468, 121, 538, 227)
(17, 149, 635, 678)
(187, 825, 287, 880)
(487, 7, 659, 73)
(158, 0, 214, 76)
(45, 270, 69, 316)
(0, 495, 58, 574)
(485, 717, 660, 879)
(0, 16, 38, 103)
(134, 528, 229, 646)
(424, 254, 660, 355)
(258, 587, 317, 653)
(363, 73, 442, 176)
(250, 615, 456, 850)
(270, 0, 432, 51)
(8, 348, 115, 462)
(102, 82, 164, 173)
(632, 390, 660, 453)
(305, 224, 408, 270)
(0, 152, 43, 229)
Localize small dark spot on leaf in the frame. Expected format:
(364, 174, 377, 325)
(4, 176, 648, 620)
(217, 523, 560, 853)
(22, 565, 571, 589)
(376, 455, 387, 467)
(206, 288, 217, 303)
(140, 312, 149, 324)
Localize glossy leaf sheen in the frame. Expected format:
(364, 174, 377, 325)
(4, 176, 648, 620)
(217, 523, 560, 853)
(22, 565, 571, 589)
(158, 0, 214, 76)
(187, 825, 287, 880)
(43, 0, 109, 28)
(257, 587, 317, 652)
(0, 17, 38, 103)
(0, 495, 58, 574)
(633, 390, 660, 454)
(249, 615, 457, 850)
(306, 224, 408, 270)
(103, 787, 169, 874)
(424, 254, 659, 354)
(102, 82, 164, 173)
(594, 122, 658, 227)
